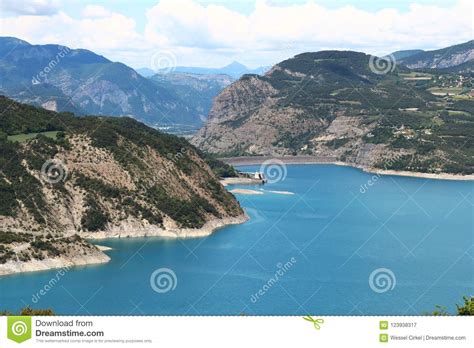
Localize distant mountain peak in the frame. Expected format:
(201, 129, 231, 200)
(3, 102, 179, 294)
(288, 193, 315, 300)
(224, 61, 247, 69)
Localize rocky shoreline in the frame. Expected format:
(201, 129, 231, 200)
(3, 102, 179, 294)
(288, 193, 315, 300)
(80, 214, 249, 239)
(221, 156, 474, 181)
(0, 214, 248, 276)
(0, 250, 111, 277)
(358, 167, 474, 181)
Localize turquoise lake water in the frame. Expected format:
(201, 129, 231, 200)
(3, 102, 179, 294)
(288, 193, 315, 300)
(0, 164, 472, 315)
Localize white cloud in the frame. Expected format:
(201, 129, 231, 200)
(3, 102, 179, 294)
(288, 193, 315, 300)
(0, 0, 471, 68)
(0, 0, 60, 16)
(82, 5, 112, 18)
(0, 10, 146, 53)
(145, 0, 472, 57)
(145, 0, 250, 49)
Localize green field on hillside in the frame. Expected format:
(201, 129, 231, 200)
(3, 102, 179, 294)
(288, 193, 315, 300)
(7, 131, 59, 142)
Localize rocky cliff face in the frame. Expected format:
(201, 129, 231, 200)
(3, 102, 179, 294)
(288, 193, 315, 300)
(192, 49, 474, 174)
(0, 97, 244, 236)
(398, 40, 474, 69)
(195, 74, 328, 155)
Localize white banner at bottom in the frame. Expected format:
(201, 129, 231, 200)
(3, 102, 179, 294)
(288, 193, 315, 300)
(0, 316, 472, 347)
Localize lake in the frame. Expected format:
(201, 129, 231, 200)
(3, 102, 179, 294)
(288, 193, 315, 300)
(0, 164, 472, 315)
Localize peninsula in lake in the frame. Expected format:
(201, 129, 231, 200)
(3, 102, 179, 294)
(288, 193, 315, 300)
(0, 96, 246, 276)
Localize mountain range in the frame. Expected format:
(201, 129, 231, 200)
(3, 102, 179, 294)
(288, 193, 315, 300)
(144, 61, 269, 80)
(192, 41, 474, 175)
(1, 36, 473, 175)
(390, 49, 425, 60)
(397, 40, 474, 69)
(0, 37, 232, 127)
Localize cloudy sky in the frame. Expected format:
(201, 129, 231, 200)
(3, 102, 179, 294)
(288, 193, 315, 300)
(0, 0, 472, 69)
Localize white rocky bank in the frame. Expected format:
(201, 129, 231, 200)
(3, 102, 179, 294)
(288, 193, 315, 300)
(0, 251, 110, 276)
(0, 214, 248, 276)
(80, 214, 249, 239)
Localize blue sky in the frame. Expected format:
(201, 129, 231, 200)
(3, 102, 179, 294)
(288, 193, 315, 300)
(0, 0, 470, 69)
